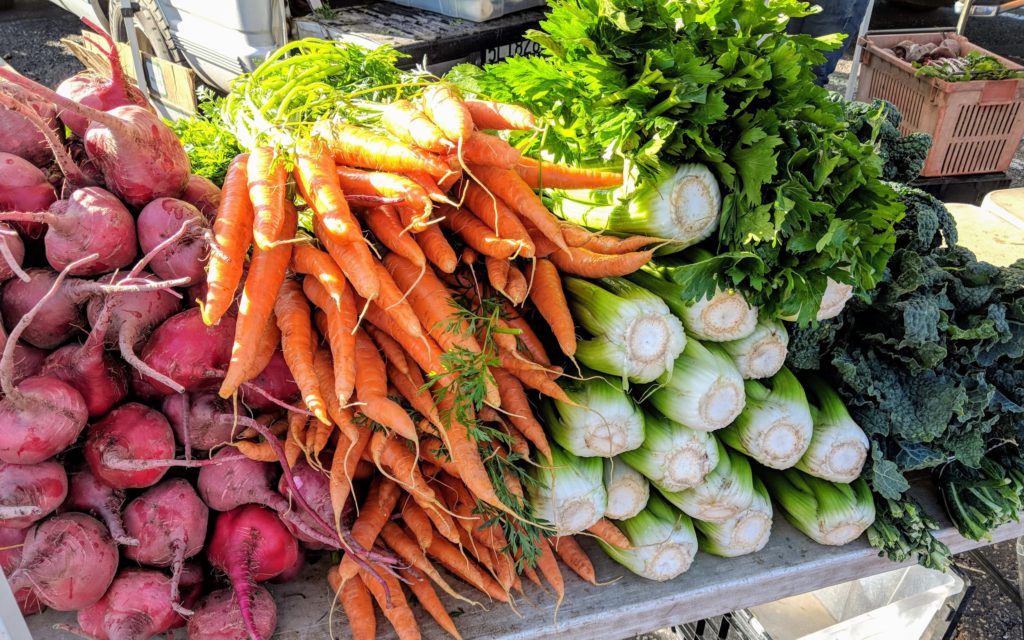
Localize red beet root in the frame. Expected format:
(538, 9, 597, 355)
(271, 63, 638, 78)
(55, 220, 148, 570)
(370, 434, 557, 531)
(6, 513, 118, 611)
(207, 505, 297, 640)
(0, 461, 67, 529)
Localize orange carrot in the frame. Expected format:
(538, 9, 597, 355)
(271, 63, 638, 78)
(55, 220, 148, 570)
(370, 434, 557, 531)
(464, 99, 536, 131)
(379, 99, 454, 155)
(438, 204, 532, 260)
(290, 243, 348, 309)
(491, 369, 551, 460)
(461, 181, 533, 246)
(559, 222, 663, 254)
(485, 255, 509, 293)
(436, 395, 510, 516)
(335, 166, 433, 231)
(399, 568, 462, 640)
(330, 427, 371, 523)
(338, 477, 403, 586)
(319, 121, 450, 177)
(553, 536, 597, 585)
(330, 567, 376, 640)
(500, 303, 551, 366)
(242, 314, 280, 382)
(311, 206, 381, 304)
(588, 518, 631, 549)
(233, 439, 280, 462)
(359, 567, 421, 640)
(503, 265, 528, 306)
(420, 84, 472, 145)
(285, 412, 308, 469)
(381, 522, 472, 605)
(418, 436, 461, 479)
(360, 299, 446, 377)
(363, 205, 426, 267)
(515, 156, 624, 189)
(202, 153, 253, 326)
(247, 146, 288, 251)
(382, 253, 481, 357)
(462, 132, 521, 169)
(422, 528, 509, 602)
(500, 351, 573, 403)
(275, 279, 329, 425)
(401, 500, 436, 550)
(219, 203, 296, 398)
(372, 261, 428, 342)
(370, 431, 458, 542)
(470, 165, 568, 252)
(549, 244, 654, 278)
(414, 221, 458, 273)
(525, 259, 576, 356)
(354, 329, 417, 442)
(521, 563, 543, 589)
(535, 537, 565, 603)
(305, 277, 357, 405)
(366, 325, 410, 376)
(387, 363, 443, 431)
(403, 171, 452, 206)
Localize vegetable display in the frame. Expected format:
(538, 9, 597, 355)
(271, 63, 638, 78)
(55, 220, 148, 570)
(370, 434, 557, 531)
(1, 0, 1020, 637)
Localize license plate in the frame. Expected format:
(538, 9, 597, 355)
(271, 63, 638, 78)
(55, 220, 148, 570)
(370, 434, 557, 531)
(481, 39, 542, 64)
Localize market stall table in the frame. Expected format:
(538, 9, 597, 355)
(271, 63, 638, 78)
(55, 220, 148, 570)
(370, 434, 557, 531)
(24, 482, 1023, 639)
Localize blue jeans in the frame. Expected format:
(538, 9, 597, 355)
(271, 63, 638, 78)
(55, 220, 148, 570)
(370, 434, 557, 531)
(789, 0, 873, 85)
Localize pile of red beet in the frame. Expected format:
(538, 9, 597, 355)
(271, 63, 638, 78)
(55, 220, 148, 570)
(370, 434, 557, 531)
(0, 22, 339, 640)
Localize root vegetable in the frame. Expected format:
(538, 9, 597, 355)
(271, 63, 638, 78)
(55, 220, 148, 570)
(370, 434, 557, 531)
(41, 321, 130, 417)
(0, 258, 90, 464)
(0, 187, 136, 275)
(0, 461, 67, 529)
(55, 18, 150, 138)
(182, 174, 221, 221)
(133, 307, 234, 397)
(84, 402, 176, 489)
(64, 467, 136, 546)
(187, 586, 277, 640)
(0, 67, 190, 208)
(277, 458, 335, 549)
(162, 392, 236, 451)
(122, 478, 209, 615)
(6, 513, 118, 611)
(207, 505, 297, 640)
(137, 197, 212, 283)
(0, 151, 57, 238)
(239, 349, 300, 412)
(2, 267, 183, 350)
(73, 567, 200, 640)
(197, 448, 339, 549)
(0, 527, 44, 615)
(0, 83, 59, 167)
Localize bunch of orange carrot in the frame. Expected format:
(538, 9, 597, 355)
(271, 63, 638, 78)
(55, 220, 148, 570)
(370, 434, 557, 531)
(198, 82, 654, 639)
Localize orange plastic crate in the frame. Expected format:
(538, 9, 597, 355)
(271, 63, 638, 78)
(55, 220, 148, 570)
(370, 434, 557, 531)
(856, 32, 1024, 177)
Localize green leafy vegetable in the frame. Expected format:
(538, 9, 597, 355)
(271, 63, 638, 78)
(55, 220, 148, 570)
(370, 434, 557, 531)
(450, 0, 904, 324)
(169, 89, 242, 185)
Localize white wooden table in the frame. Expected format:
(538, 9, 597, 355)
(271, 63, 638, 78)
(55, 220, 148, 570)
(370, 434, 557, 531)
(24, 482, 1024, 640)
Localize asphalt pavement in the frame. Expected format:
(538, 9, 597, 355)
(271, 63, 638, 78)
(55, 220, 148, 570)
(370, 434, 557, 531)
(1, 0, 1023, 638)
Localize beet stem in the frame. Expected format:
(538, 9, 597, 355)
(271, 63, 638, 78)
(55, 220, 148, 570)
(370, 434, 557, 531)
(101, 448, 250, 471)
(169, 538, 194, 616)
(0, 253, 98, 400)
(181, 392, 193, 463)
(119, 328, 186, 394)
(239, 382, 316, 417)
(81, 17, 131, 95)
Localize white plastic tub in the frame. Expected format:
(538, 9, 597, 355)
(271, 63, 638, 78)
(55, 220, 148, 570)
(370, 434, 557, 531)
(387, 0, 545, 22)
(749, 565, 964, 640)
